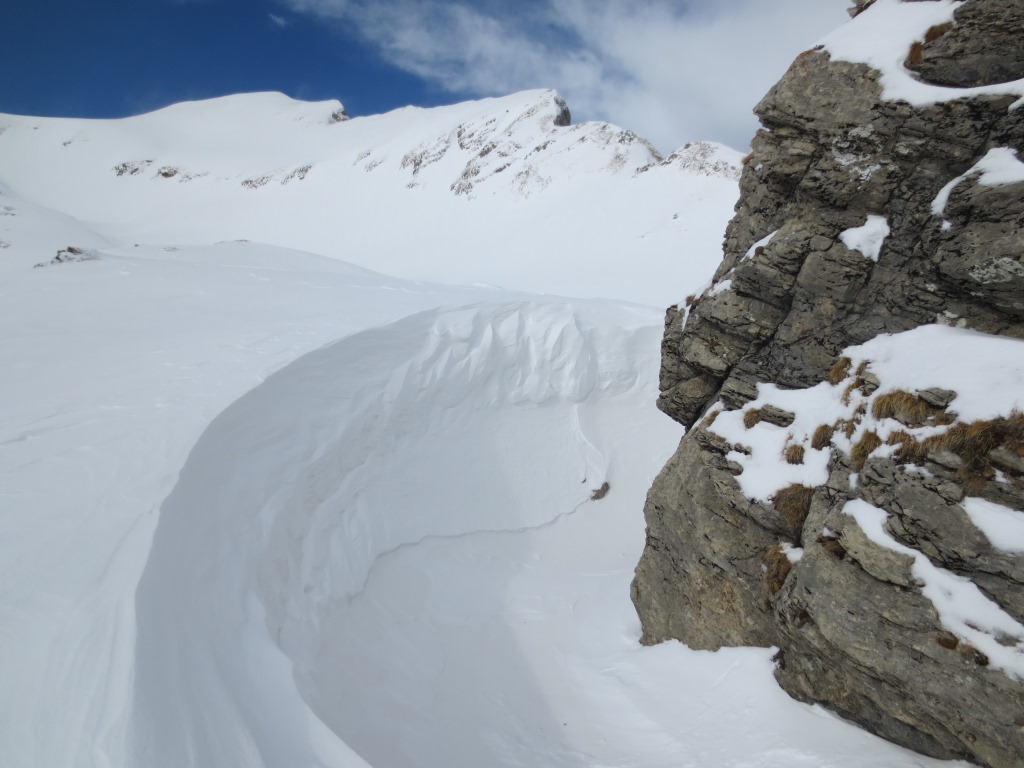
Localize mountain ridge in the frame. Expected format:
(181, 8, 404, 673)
(0, 89, 740, 305)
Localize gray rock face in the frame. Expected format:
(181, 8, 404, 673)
(632, 2, 1024, 766)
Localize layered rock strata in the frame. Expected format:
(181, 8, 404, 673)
(632, 1, 1024, 766)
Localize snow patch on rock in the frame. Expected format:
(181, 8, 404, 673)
(840, 214, 890, 261)
(844, 499, 1024, 679)
(823, 0, 1024, 107)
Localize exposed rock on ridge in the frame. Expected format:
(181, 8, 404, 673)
(632, 1, 1024, 766)
(907, 1, 1024, 88)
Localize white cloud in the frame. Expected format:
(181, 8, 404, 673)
(268, 12, 291, 28)
(286, 0, 350, 18)
(282, 0, 851, 153)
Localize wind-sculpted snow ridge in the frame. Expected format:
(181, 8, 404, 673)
(0, 90, 740, 305)
(130, 300, 657, 766)
(128, 299, 954, 768)
(0, 232, 496, 768)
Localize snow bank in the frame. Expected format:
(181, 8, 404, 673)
(129, 299, 664, 766)
(0, 234, 493, 768)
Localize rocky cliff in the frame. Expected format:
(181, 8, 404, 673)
(631, 1, 1024, 766)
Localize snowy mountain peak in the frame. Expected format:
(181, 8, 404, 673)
(0, 89, 740, 304)
(135, 90, 350, 126)
(382, 88, 664, 197)
(662, 141, 743, 180)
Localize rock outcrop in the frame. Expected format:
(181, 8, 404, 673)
(632, 1, 1024, 766)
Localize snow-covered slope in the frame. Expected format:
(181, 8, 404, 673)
(0, 90, 738, 305)
(0, 90, 962, 768)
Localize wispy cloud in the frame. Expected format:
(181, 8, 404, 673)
(281, 0, 849, 152)
(269, 12, 291, 28)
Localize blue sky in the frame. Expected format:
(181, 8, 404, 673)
(4, 0, 848, 153)
(2, 0, 438, 122)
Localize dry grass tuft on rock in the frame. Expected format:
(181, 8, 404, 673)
(872, 390, 933, 425)
(763, 545, 792, 594)
(817, 533, 847, 559)
(785, 443, 805, 465)
(838, 405, 867, 440)
(852, 431, 883, 470)
(924, 411, 1024, 488)
(744, 408, 764, 429)
(812, 423, 834, 450)
(924, 21, 954, 43)
(871, 411, 1024, 488)
(935, 630, 959, 650)
(840, 361, 879, 405)
(907, 40, 924, 67)
(886, 430, 926, 463)
(773, 484, 815, 533)
(930, 412, 1024, 463)
(959, 643, 990, 667)
(702, 408, 722, 428)
(906, 23, 952, 68)
(872, 390, 954, 428)
(827, 356, 852, 386)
